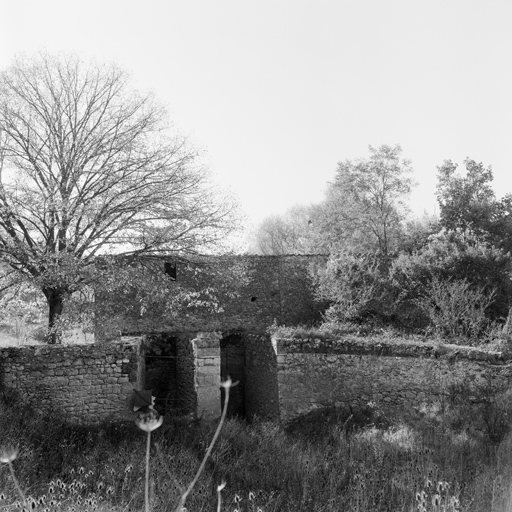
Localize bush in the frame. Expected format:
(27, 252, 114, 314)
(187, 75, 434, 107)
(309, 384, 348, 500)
(442, 377, 512, 447)
(391, 229, 512, 338)
(417, 277, 496, 341)
(311, 252, 398, 326)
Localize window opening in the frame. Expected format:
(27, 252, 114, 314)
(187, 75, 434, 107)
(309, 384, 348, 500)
(164, 262, 177, 280)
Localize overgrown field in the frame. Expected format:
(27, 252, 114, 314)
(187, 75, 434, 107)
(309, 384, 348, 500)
(2, 391, 512, 512)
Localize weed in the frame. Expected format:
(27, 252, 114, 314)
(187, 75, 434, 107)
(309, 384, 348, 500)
(1, 391, 512, 511)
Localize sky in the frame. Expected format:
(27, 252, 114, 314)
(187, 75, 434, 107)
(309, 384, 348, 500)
(1, 0, 511, 234)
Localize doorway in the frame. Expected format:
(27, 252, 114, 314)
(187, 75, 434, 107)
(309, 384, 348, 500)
(220, 334, 246, 418)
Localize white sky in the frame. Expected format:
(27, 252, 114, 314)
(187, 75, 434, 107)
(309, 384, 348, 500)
(1, 0, 511, 232)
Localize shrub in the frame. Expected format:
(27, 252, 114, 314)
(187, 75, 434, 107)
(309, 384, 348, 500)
(311, 252, 398, 326)
(416, 277, 496, 341)
(392, 229, 512, 336)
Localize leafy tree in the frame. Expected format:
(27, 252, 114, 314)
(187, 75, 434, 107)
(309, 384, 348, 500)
(248, 204, 323, 255)
(398, 212, 441, 253)
(316, 144, 415, 254)
(0, 54, 238, 342)
(436, 159, 512, 252)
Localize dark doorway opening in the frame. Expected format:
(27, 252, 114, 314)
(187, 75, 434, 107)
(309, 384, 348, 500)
(144, 334, 178, 415)
(220, 334, 246, 419)
(144, 334, 196, 417)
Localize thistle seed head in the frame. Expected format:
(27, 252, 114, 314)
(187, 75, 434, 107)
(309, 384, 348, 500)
(0, 445, 19, 463)
(135, 406, 163, 432)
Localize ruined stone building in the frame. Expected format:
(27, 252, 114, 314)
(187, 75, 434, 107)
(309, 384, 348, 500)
(95, 254, 327, 422)
(2, 254, 509, 425)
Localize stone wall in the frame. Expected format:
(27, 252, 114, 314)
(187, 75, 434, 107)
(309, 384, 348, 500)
(276, 336, 512, 421)
(3, 332, 512, 426)
(0, 330, 278, 425)
(0, 340, 141, 424)
(98, 255, 327, 338)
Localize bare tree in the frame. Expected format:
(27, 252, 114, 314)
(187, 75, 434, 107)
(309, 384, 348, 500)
(0, 53, 238, 342)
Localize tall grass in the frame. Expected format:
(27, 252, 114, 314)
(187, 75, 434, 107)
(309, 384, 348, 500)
(1, 393, 512, 511)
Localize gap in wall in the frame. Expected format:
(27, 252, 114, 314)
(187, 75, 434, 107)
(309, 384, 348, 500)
(220, 333, 246, 419)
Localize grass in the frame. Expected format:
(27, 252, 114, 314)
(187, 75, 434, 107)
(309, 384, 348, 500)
(2, 390, 512, 512)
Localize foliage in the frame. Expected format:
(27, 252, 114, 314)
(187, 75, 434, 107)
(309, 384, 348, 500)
(0, 53, 238, 341)
(399, 212, 442, 253)
(438, 377, 512, 448)
(0, 278, 46, 341)
(94, 255, 249, 340)
(436, 159, 512, 252)
(311, 252, 398, 326)
(315, 144, 415, 254)
(392, 230, 512, 328)
(416, 277, 496, 341)
(311, 229, 512, 340)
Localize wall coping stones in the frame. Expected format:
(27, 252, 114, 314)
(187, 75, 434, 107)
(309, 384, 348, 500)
(275, 336, 508, 364)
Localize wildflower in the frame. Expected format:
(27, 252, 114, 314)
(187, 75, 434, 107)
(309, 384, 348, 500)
(125, 464, 133, 473)
(217, 481, 226, 492)
(234, 493, 241, 503)
(0, 445, 19, 463)
(249, 491, 255, 501)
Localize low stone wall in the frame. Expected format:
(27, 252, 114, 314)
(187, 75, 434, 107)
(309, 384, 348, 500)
(0, 340, 141, 424)
(276, 336, 512, 421)
(5, 332, 510, 427)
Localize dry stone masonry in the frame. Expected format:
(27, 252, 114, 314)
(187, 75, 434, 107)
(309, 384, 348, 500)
(1, 332, 511, 424)
(276, 336, 512, 421)
(0, 340, 141, 424)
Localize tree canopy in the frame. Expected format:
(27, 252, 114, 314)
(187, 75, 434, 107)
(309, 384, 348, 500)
(0, 53, 238, 341)
(436, 158, 512, 252)
(315, 144, 415, 254)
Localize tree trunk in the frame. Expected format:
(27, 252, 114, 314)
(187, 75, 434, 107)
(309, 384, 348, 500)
(43, 288, 64, 344)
